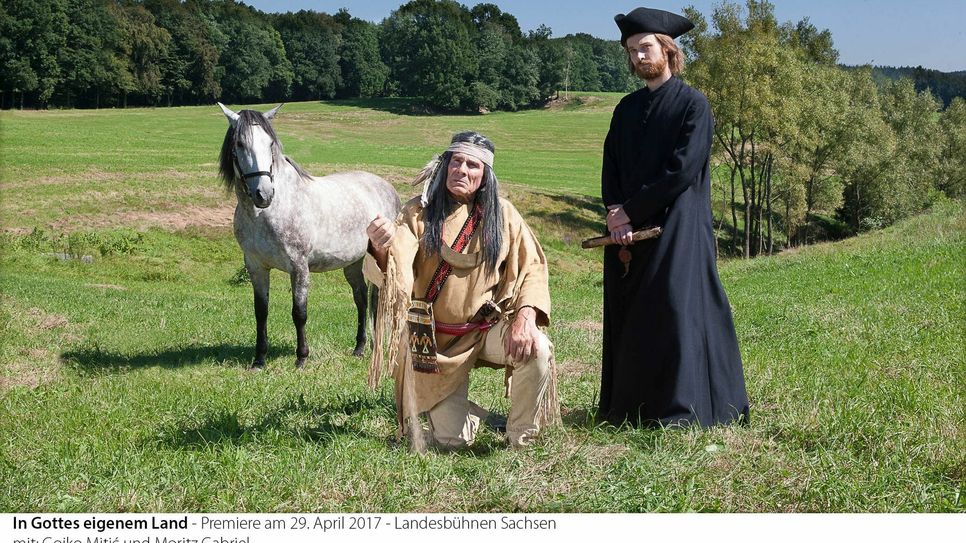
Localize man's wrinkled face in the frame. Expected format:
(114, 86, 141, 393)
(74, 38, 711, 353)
(625, 33, 667, 80)
(446, 152, 485, 203)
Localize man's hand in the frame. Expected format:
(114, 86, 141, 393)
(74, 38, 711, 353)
(366, 214, 395, 271)
(504, 306, 541, 364)
(606, 204, 631, 231)
(610, 223, 634, 246)
(607, 205, 633, 246)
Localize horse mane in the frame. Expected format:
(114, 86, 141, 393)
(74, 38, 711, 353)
(218, 109, 313, 192)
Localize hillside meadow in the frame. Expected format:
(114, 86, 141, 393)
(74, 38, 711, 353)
(0, 97, 962, 512)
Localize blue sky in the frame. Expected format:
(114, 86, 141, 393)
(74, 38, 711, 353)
(245, 0, 965, 71)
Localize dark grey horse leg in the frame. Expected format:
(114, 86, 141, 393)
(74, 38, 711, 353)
(343, 259, 368, 357)
(247, 258, 270, 370)
(291, 266, 310, 369)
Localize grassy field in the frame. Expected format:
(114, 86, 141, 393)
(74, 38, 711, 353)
(0, 98, 962, 512)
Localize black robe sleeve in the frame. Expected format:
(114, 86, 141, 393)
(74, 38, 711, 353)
(621, 96, 713, 225)
(601, 104, 623, 208)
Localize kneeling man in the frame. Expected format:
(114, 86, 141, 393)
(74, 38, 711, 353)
(365, 131, 558, 449)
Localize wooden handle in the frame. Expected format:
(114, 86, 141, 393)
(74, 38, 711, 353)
(581, 227, 662, 249)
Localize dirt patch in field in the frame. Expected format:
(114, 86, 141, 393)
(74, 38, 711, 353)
(544, 95, 604, 110)
(26, 307, 69, 330)
(39, 314, 69, 330)
(561, 320, 603, 331)
(87, 283, 127, 291)
(0, 346, 60, 389)
(1, 170, 127, 189)
(2, 227, 33, 236)
(1, 168, 199, 190)
(48, 204, 235, 232)
(0, 301, 77, 390)
(554, 357, 595, 380)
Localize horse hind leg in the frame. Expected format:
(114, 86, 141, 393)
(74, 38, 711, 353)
(343, 259, 368, 357)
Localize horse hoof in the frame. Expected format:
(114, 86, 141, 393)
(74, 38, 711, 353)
(249, 361, 265, 372)
(352, 348, 364, 357)
(295, 358, 307, 369)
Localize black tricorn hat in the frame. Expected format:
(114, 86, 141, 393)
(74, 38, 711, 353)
(615, 7, 695, 43)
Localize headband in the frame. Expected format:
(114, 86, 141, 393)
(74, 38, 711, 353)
(446, 141, 494, 169)
(412, 140, 495, 206)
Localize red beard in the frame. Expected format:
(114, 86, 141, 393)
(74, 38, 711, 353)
(635, 54, 668, 80)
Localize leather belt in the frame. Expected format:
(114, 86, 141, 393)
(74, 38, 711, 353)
(434, 320, 496, 336)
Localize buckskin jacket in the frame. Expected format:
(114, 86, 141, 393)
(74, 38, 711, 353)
(364, 196, 554, 429)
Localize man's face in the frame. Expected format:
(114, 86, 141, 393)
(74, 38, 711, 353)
(445, 152, 485, 203)
(625, 33, 668, 80)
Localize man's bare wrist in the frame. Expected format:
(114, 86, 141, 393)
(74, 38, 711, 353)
(516, 306, 537, 322)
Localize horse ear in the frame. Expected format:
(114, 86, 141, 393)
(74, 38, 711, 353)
(264, 103, 284, 121)
(218, 102, 239, 126)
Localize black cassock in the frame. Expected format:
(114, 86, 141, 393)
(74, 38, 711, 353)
(599, 77, 749, 427)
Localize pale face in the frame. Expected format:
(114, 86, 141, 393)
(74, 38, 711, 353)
(625, 33, 669, 80)
(445, 152, 485, 203)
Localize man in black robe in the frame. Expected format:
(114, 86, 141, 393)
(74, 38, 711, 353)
(598, 7, 749, 427)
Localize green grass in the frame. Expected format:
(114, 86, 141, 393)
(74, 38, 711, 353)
(0, 98, 962, 512)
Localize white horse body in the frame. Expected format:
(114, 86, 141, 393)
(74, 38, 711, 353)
(218, 103, 400, 368)
(233, 169, 395, 273)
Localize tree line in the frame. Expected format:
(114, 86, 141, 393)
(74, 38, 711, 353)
(0, 0, 640, 110)
(863, 66, 966, 109)
(681, 1, 964, 257)
(2, 0, 963, 258)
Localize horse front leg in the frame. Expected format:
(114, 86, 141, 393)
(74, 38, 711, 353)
(290, 266, 310, 369)
(343, 259, 368, 357)
(247, 259, 270, 370)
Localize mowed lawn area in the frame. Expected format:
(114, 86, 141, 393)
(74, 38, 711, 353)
(0, 98, 962, 512)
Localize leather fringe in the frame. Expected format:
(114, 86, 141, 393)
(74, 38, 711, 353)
(537, 342, 561, 428)
(368, 256, 406, 389)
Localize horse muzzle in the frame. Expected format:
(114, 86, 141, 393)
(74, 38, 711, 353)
(245, 175, 275, 208)
(252, 190, 274, 208)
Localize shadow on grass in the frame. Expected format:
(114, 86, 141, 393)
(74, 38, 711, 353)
(525, 193, 608, 241)
(327, 97, 479, 117)
(156, 392, 395, 450)
(60, 343, 293, 373)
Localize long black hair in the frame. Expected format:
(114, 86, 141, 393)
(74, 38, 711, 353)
(422, 132, 503, 275)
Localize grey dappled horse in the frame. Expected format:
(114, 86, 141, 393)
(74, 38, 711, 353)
(217, 103, 400, 369)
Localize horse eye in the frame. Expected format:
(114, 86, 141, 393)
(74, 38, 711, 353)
(236, 142, 243, 148)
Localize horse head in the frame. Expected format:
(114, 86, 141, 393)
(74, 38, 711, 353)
(218, 102, 284, 209)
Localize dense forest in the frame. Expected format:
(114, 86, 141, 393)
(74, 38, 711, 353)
(1, 0, 963, 258)
(0, 0, 640, 110)
(861, 66, 966, 108)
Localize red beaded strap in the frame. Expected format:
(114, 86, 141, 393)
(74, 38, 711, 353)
(424, 202, 483, 303)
